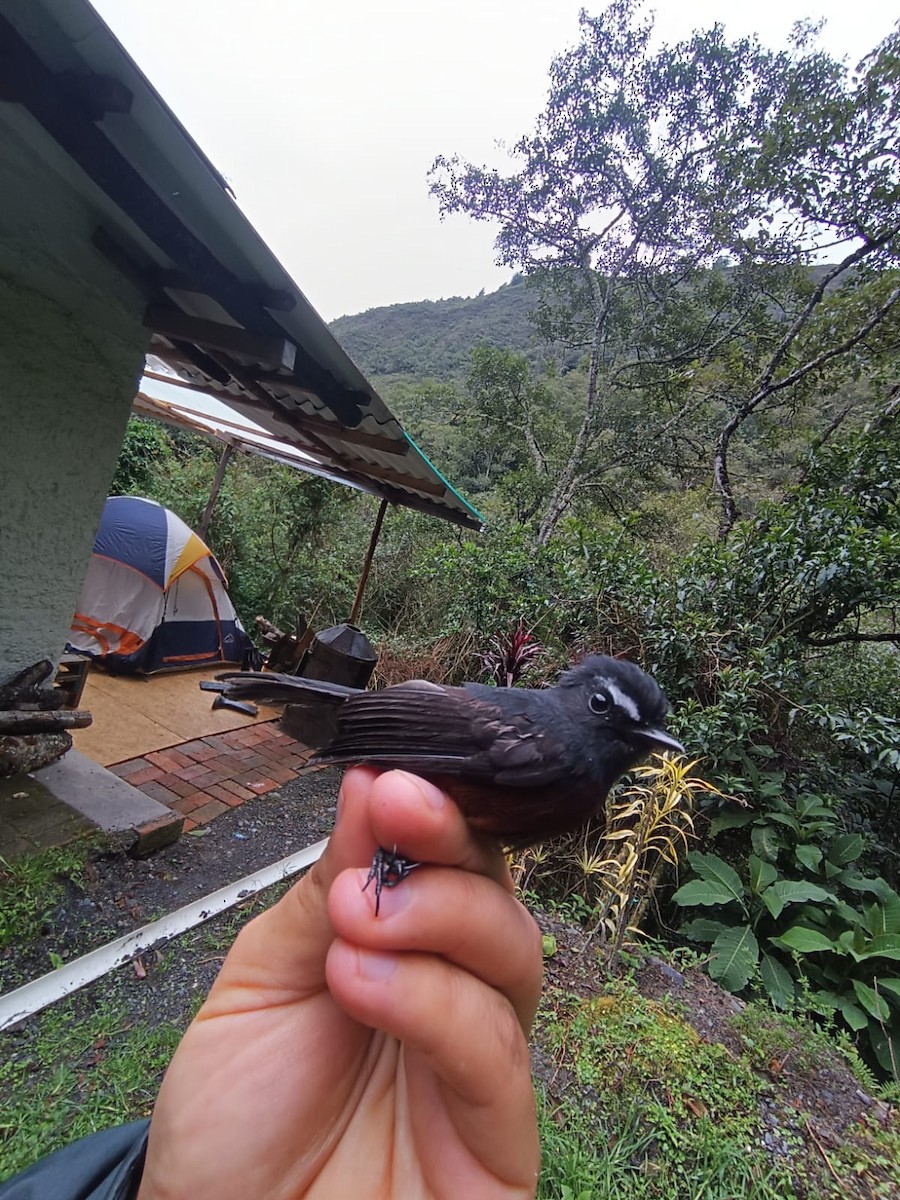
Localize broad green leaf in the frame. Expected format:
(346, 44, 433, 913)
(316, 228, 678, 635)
(873, 978, 900, 1003)
(828, 833, 864, 866)
(852, 980, 890, 1022)
(769, 927, 838, 954)
(797, 796, 833, 820)
(870, 1024, 900, 1076)
(794, 844, 822, 872)
(759, 953, 794, 1009)
(838, 872, 894, 900)
(864, 893, 900, 937)
(839, 999, 868, 1031)
(796, 903, 830, 926)
(883, 893, 900, 933)
(709, 811, 754, 837)
(811, 989, 840, 1012)
(749, 854, 777, 895)
(672, 880, 738, 908)
(832, 899, 866, 927)
(709, 926, 759, 992)
(687, 853, 745, 903)
(681, 918, 728, 943)
(838, 929, 862, 955)
(761, 880, 833, 920)
(854, 934, 900, 961)
(751, 824, 781, 863)
(766, 812, 801, 832)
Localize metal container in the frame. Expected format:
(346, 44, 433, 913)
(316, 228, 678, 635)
(300, 623, 377, 690)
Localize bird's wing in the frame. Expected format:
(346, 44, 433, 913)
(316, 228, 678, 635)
(313, 682, 574, 785)
(216, 671, 359, 705)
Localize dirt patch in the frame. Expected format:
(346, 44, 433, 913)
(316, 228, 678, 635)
(0, 766, 341, 994)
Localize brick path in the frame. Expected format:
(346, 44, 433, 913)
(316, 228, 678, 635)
(109, 721, 314, 831)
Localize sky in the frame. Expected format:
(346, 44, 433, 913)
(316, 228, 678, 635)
(92, 0, 897, 323)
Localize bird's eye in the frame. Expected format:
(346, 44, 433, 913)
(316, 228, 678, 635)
(589, 691, 611, 714)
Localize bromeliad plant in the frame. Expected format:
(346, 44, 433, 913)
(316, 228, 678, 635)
(596, 756, 705, 970)
(479, 618, 545, 687)
(674, 791, 900, 1075)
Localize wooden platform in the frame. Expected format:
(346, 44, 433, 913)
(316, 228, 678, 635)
(72, 666, 281, 767)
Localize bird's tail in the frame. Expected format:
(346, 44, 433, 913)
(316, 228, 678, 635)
(215, 671, 360, 706)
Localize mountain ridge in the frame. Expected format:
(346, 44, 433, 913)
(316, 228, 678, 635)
(329, 276, 565, 381)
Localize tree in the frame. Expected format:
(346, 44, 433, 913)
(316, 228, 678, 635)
(430, 3, 900, 543)
(708, 26, 900, 534)
(463, 345, 569, 521)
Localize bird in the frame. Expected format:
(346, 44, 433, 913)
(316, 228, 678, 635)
(217, 655, 684, 911)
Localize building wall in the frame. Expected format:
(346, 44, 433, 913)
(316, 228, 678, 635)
(0, 115, 149, 678)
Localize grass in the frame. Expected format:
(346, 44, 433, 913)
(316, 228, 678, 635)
(0, 995, 185, 1181)
(533, 972, 900, 1200)
(537, 1090, 789, 1200)
(0, 837, 104, 949)
(534, 980, 794, 1200)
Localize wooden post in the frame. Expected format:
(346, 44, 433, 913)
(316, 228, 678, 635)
(197, 443, 234, 539)
(349, 497, 389, 626)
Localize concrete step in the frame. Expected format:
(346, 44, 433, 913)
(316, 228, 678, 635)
(31, 749, 183, 856)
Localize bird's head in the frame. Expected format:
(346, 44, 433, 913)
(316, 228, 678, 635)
(558, 654, 684, 761)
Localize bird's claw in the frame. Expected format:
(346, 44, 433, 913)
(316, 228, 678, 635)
(364, 846, 420, 915)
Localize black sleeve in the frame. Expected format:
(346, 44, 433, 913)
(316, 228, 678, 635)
(0, 1120, 150, 1200)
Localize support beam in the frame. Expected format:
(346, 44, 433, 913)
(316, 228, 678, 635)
(0, 15, 362, 425)
(349, 498, 389, 626)
(156, 272, 296, 313)
(144, 307, 296, 372)
(197, 444, 235, 539)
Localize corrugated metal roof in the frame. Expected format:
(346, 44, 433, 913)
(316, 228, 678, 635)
(0, 0, 484, 530)
(133, 386, 383, 496)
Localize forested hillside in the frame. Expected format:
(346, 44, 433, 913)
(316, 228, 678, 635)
(330, 265, 836, 385)
(330, 275, 575, 380)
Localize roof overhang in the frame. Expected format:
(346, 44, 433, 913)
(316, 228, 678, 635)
(0, 0, 484, 531)
(134, 385, 384, 497)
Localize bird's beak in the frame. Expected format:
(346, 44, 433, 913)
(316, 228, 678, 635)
(635, 727, 685, 755)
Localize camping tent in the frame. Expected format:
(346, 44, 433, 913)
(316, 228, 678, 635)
(69, 496, 254, 674)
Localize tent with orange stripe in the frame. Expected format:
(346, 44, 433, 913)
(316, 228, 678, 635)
(68, 496, 254, 674)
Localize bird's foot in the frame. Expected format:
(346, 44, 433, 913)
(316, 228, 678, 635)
(364, 846, 420, 916)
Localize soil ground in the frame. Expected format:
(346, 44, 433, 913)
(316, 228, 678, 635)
(0, 767, 338, 995)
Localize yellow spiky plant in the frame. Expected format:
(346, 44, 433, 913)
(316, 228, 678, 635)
(514, 756, 725, 969)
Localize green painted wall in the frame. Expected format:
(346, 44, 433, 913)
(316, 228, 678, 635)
(0, 114, 150, 678)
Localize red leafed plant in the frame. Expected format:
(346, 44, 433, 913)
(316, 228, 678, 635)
(480, 620, 544, 688)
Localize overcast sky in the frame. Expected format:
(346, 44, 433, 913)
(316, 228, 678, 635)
(92, 0, 897, 323)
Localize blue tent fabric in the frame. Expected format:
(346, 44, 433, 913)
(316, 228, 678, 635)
(69, 498, 254, 674)
(93, 497, 168, 589)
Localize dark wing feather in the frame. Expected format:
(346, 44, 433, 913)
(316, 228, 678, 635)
(312, 682, 574, 786)
(216, 672, 358, 705)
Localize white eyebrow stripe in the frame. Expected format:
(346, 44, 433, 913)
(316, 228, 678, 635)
(604, 682, 641, 722)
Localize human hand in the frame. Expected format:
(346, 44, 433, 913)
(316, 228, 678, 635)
(136, 766, 543, 1199)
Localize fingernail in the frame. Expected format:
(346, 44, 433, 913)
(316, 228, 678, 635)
(397, 770, 446, 810)
(357, 948, 398, 980)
